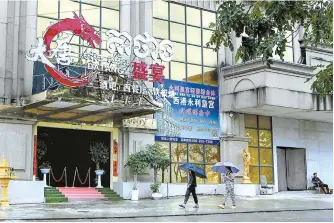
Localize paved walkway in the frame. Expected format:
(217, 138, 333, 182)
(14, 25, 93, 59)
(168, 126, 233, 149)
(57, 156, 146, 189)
(0, 192, 332, 221)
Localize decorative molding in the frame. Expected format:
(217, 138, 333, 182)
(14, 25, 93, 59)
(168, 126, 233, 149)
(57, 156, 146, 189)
(221, 59, 314, 78)
(123, 117, 157, 129)
(221, 136, 251, 142)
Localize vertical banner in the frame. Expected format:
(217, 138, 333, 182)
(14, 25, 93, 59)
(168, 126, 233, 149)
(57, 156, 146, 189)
(154, 79, 220, 145)
(113, 140, 118, 177)
(33, 135, 37, 176)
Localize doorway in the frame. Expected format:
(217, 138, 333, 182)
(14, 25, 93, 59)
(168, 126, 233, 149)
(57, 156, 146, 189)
(277, 147, 307, 191)
(37, 127, 111, 187)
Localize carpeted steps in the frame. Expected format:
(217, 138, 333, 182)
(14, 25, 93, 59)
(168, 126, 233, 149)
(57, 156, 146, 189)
(44, 187, 68, 203)
(97, 188, 123, 201)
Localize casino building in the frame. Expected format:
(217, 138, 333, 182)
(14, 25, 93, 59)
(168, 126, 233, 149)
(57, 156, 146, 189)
(0, 0, 332, 203)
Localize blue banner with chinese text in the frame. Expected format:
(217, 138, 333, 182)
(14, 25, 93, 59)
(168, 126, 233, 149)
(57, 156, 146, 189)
(154, 79, 220, 145)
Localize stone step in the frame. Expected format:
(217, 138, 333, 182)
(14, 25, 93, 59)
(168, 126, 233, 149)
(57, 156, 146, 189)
(45, 197, 68, 203)
(45, 193, 65, 198)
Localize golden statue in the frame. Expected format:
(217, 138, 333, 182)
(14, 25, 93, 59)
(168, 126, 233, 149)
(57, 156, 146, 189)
(242, 148, 252, 184)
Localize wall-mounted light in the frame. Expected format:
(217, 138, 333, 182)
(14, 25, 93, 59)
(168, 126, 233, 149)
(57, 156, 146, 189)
(229, 112, 234, 118)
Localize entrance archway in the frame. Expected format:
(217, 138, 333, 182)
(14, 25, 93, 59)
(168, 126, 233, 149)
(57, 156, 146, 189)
(37, 127, 111, 187)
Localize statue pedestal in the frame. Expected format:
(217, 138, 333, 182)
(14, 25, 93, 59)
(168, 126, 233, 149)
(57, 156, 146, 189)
(242, 176, 252, 184)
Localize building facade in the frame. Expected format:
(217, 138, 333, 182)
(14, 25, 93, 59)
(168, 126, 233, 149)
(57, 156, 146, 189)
(0, 0, 332, 202)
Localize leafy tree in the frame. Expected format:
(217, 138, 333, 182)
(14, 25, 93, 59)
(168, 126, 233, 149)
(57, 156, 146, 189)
(145, 144, 171, 183)
(124, 150, 148, 189)
(208, 0, 333, 98)
(89, 142, 109, 170)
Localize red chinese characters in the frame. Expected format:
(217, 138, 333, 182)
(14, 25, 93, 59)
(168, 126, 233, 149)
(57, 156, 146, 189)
(131, 62, 165, 83)
(132, 61, 148, 81)
(150, 63, 165, 83)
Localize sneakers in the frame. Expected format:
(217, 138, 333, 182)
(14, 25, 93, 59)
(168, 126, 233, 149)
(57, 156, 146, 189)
(217, 204, 225, 209)
(179, 204, 186, 208)
(179, 204, 199, 208)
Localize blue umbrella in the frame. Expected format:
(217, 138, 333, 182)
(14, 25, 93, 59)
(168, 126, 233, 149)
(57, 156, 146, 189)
(212, 162, 240, 174)
(179, 163, 207, 179)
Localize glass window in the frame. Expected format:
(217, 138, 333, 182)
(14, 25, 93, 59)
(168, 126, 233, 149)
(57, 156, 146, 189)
(245, 129, 258, 147)
(260, 167, 273, 184)
(153, 0, 169, 20)
(250, 166, 259, 184)
(171, 62, 186, 81)
(81, 4, 100, 27)
(259, 116, 271, 130)
(161, 61, 170, 79)
(171, 163, 188, 183)
(158, 165, 171, 183)
(186, 7, 201, 26)
(203, 29, 214, 47)
(202, 11, 215, 29)
(249, 147, 259, 165)
(60, 0, 80, 19)
(260, 148, 272, 166)
(37, 17, 57, 38)
(259, 130, 272, 148)
(172, 42, 186, 62)
(187, 45, 201, 64)
(101, 0, 119, 10)
(244, 114, 257, 128)
(170, 23, 185, 42)
(82, 0, 100, 6)
(170, 3, 185, 23)
(203, 48, 217, 67)
(153, 19, 169, 39)
(171, 143, 187, 162)
(187, 64, 202, 84)
(38, 0, 58, 18)
(187, 26, 201, 45)
(206, 165, 220, 184)
(102, 8, 119, 29)
(205, 145, 220, 164)
(188, 144, 204, 163)
(203, 67, 218, 86)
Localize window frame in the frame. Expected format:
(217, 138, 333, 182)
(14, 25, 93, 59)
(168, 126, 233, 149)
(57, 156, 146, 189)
(158, 142, 221, 184)
(37, 0, 120, 57)
(152, 1, 218, 86)
(245, 115, 274, 184)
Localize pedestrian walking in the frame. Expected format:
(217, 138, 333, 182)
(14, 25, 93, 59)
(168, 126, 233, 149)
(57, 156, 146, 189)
(218, 166, 236, 209)
(179, 170, 199, 208)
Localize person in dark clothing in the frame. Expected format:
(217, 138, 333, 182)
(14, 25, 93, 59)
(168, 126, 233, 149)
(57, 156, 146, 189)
(179, 170, 199, 208)
(312, 172, 330, 194)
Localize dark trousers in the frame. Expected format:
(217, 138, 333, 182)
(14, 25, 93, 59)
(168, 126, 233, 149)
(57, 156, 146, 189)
(319, 183, 329, 193)
(184, 186, 198, 204)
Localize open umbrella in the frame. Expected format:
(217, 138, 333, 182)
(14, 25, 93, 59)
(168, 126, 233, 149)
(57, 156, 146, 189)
(212, 162, 240, 174)
(179, 163, 206, 179)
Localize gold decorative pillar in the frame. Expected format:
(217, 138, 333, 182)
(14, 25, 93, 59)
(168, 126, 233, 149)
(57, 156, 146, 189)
(0, 155, 18, 207)
(242, 148, 252, 184)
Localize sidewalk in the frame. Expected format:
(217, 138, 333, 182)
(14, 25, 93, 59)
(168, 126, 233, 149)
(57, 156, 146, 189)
(0, 192, 332, 221)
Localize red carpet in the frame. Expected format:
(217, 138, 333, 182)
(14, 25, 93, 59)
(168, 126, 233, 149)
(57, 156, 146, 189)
(57, 187, 104, 201)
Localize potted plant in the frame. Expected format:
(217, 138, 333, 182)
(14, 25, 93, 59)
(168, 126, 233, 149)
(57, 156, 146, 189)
(39, 161, 51, 187)
(150, 183, 162, 200)
(89, 142, 109, 188)
(124, 151, 148, 201)
(146, 144, 171, 200)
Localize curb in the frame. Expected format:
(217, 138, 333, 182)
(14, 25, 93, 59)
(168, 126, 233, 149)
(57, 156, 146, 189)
(2, 207, 333, 221)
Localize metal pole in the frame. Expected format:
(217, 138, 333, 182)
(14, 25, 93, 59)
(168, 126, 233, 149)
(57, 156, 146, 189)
(167, 182, 169, 199)
(48, 169, 51, 187)
(88, 168, 91, 188)
(72, 167, 77, 188)
(65, 167, 68, 187)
